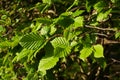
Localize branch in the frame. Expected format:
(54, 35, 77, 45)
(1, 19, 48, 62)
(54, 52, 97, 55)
(111, 58, 120, 63)
(85, 25, 116, 31)
(93, 33, 108, 37)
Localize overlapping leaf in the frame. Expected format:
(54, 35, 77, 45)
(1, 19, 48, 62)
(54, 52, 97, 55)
(97, 9, 112, 22)
(79, 47, 93, 61)
(93, 44, 104, 58)
(74, 16, 84, 28)
(51, 37, 71, 57)
(54, 47, 71, 57)
(12, 49, 34, 62)
(51, 37, 69, 48)
(94, 1, 107, 12)
(19, 33, 45, 50)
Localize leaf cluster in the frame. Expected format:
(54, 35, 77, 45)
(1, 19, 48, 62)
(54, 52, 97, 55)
(0, 0, 120, 79)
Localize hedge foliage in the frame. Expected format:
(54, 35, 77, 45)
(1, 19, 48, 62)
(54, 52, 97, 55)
(1, 0, 120, 80)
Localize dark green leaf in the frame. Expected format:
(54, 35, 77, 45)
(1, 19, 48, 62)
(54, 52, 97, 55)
(34, 18, 53, 25)
(57, 16, 74, 27)
(94, 1, 107, 12)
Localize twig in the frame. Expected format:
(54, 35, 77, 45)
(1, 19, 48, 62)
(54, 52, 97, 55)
(93, 33, 108, 37)
(103, 38, 120, 44)
(85, 25, 116, 31)
(70, 6, 80, 11)
(111, 58, 120, 63)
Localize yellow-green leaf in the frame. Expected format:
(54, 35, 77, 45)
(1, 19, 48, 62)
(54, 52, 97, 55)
(74, 16, 84, 27)
(79, 47, 93, 61)
(38, 56, 59, 72)
(97, 9, 112, 22)
(93, 44, 104, 58)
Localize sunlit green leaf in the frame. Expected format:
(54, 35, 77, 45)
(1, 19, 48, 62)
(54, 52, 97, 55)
(13, 49, 34, 62)
(51, 37, 69, 48)
(38, 56, 59, 72)
(115, 32, 120, 39)
(70, 40, 78, 47)
(111, 0, 116, 3)
(49, 24, 57, 35)
(51, 37, 71, 57)
(74, 16, 84, 28)
(79, 47, 93, 61)
(93, 44, 104, 58)
(63, 27, 73, 40)
(61, 12, 73, 16)
(42, 0, 52, 4)
(72, 10, 85, 17)
(97, 9, 112, 22)
(40, 26, 49, 35)
(54, 46, 71, 57)
(0, 41, 11, 48)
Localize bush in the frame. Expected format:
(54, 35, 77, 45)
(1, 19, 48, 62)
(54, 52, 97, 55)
(0, 0, 120, 79)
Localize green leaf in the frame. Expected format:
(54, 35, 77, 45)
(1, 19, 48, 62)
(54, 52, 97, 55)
(19, 33, 45, 50)
(51, 37, 71, 57)
(51, 37, 69, 48)
(44, 42, 54, 57)
(111, 0, 120, 6)
(34, 18, 53, 25)
(30, 22, 42, 32)
(97, 9, 112, 22)
(95, 58, 106, 69)
(0, 41, 11, 48)
(72, 10, 85, 17)
(63, 27, 73, 40)
(13, 49, 34, 62)
(94, 1, 107, 12)
(40, 26, 49, 35)
(61, 12, 73, 16)
(70, 40, 78, 47)
(57, 16, 74, 27)
(35, 2, 46, 12)
(111, 0, 116, 3)
(0, 25, 5, 32)
(42, 0, 52, 4)
(86, 0, 96, 12)
(54, 47, 71, 57)
(49, 24, 57, 35)
(1, 15, 7, 20)
(115, 32, 120, 39)
(93, 44, 104, 58)
(79, 47, 93, 61)
(74, 16, 84, 28)
(38, 56, 59, 72)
